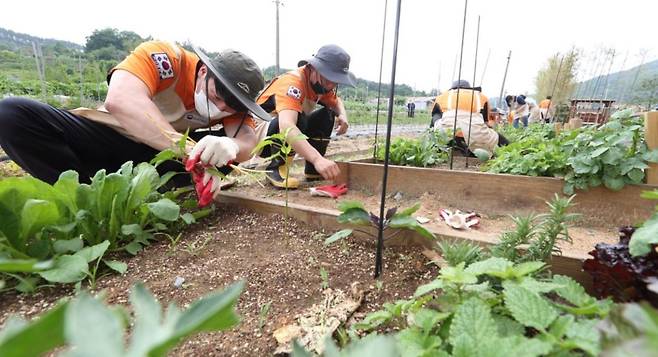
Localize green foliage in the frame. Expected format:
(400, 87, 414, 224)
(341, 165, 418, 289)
(485, 110, 658, 194)
(0, 161, 203, 291)
(0, 282, 243, 357)
(376, 130, 451, 167)
(354, 257, 611, 356)
(326, 201, 435, 246)
(437, 240, 484, 267)
(491, 194, 579, 263)
(599, 302, 658, 356)
(629, 189, 658, 256)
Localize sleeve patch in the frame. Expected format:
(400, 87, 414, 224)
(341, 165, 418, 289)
(150, 52, 174, 79)
(287, 86, 302, 100)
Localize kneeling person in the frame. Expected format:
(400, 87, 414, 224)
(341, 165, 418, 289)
(256, 44, 356, 188)
(430, 80, 508, 156)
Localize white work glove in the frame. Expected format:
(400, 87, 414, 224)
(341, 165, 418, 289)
(189, 136, 239, 167)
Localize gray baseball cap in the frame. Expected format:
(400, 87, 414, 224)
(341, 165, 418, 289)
(193, 45, 272, 121)
(298, 44, 356, 87)
(451, 80, 471, 89)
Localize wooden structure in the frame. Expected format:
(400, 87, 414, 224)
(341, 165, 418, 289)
(646, 111, 658, 185)
(568, 99, 615, 125)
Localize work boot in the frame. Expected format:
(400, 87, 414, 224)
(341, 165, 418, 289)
(266, 156, 299, 189)
(305, 138, 330, 181)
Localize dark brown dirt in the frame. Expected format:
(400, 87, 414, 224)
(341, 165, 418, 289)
(0, 206, 437, 356)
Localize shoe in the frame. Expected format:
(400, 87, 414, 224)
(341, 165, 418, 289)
(304, 161, 323, 181)
(266, 156, 300, 189)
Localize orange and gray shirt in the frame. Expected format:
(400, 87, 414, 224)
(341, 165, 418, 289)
(539, 99, 552, 109)
(431, 89, 490, 121)
(72, 40, 253, 136)
(257, 66, 339, 117)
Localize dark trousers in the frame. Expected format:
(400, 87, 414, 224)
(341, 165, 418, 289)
(0, 97, 220, 185)
(259, 107, 334, 158)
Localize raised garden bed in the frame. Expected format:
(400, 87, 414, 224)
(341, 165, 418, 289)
(0, 206, 436, 355)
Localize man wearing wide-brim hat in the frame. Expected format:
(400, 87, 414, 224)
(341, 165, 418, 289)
(0, 40, 271, 198)
(254, 44, 356, 189)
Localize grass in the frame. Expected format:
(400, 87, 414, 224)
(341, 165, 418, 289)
(348, 110, 429, 126)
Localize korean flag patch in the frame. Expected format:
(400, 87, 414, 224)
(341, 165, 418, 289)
(150, 52, 174, 79)
(287, 85, 302, 100)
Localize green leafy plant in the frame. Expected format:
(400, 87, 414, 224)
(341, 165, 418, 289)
(376, 130, 451, 167)
(320, 266, 329, 290)
(252, 127, 308, 217)
(491, 194, 579, 264)
(0, 161, 204, 291)
(324, 201, 435, 246)
(437, 239, 484, 267)
(353, 257, 612, 356)
(0, 281, 244, 357)
(258, 300, 272, 332)
(629, 189, 658, 257)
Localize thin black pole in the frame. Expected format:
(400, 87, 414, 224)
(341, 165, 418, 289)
(465, 15, 481, 169)
(497, 50, 511, 109)
(547, 54, 564, 123)
(479, 48, 491, 86)
(373, 0, 389, 161)
(375, 0, 402, 279)
(449, 0, 469, 170)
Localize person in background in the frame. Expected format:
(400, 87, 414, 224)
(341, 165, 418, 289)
(512, 94, 529, 128)
(430, 80, 508, 156)
(539, 95, 554, 123)
(0, 41, 270, 200)
(528, 100, 542, 124)
(254, 44, 355, 189)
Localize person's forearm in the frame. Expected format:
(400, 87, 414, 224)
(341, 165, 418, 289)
(333, 97, 347, 117)
(105, 94, 180, 151)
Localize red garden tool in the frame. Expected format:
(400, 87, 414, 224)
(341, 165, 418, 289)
(309, 183, 348, 199)
(185, 154, 232, 207)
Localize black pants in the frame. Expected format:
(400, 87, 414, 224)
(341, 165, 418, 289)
(0, 97, 221, 185)
(259, 107, 335, 158)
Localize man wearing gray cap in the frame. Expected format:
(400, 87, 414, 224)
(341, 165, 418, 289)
(0, 40, 270, 198)
(256, 44, 356, 189)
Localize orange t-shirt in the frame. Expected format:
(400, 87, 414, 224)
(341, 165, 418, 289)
(539, 99, 552, 109)
(257, 66, 339, 116)
(109, 40, 253, 130)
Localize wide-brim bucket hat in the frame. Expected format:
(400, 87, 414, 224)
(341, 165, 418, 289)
(193, 45, 271, 121)
(297, 44, 356, 87)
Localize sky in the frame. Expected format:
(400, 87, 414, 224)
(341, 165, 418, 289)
(1, 0, 656, 96)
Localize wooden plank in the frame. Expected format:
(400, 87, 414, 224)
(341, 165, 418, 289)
(338, 161, 657, 227)
(645, 111, 658, 185)
(216, 191, 592, 291)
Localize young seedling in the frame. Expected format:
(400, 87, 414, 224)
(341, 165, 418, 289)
(325, 201, 435, 247)
(252, 127, 308, 218)
(320, 266, 329, 290)
(258, 300, 272, 332)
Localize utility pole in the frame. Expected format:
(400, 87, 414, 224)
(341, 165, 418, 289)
(32, 41, 46, 98)
(274, 0, 282, 75)
(78, 54, 84, 104)
(497, 50, 511, 109)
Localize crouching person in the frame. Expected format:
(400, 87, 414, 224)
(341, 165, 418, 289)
(430, 80, 508, 156)
(0, 40, 271, 201)
(255, 44, 356, 189)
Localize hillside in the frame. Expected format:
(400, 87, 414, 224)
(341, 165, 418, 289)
(575, 59, 658, 104)
(0, 27, 82, 52)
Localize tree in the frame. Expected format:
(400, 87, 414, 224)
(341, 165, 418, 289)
(85, 28, 123, 53)
(631, 76, 658, 110)
(534, 50, 579, 105)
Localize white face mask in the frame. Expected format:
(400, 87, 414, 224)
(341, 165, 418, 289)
(194, 86, 231, 120)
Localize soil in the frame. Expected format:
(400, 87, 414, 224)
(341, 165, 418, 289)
(0, 206, 438, 356)
(229, 168, 618, 257)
